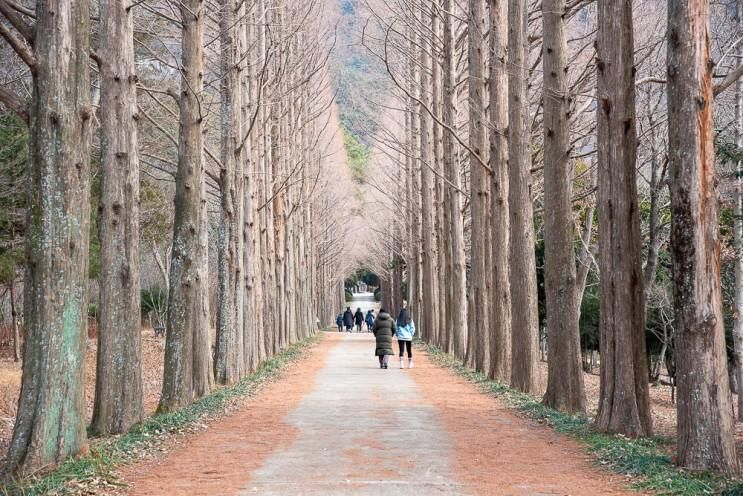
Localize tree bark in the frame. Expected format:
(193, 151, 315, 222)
(215, 0, 241, 385)
(732, 0, 743, 423)
(507, 0, 539, 394)
(541, 0, 585, 413)
(92, 0, 143, 435)
(418, 1, 437, 345)
(594, 0, 651, 437)
(4, 0, 93, 473)
(159, 0, 206, 412)
(667, 0, 738, 472)
(442, 0, 467, 357)
(468, 0, 490, 373)
(487, 0, 511, 383)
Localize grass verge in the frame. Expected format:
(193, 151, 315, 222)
(421, 342, 742, 496)
(1, 333, 322, 496)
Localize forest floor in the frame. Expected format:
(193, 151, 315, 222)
(0, 328, 166, 457)
(116, 333, 636, 495)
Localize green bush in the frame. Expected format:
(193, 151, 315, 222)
(374, 288, 382, 302)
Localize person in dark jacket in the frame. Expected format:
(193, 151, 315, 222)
(336, 313, 343, 333)
(372, 309, 396, 369)
(354, 308, 364, 333)
(343, 307, 354, 332)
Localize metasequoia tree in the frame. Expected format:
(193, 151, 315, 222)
(1, 0, 93, 473)
(594, 0, 651, 437)
(487, 0, 511, 383)
(159, 0, 209, 412)
(468, 0, 490, 373)
(442, 0, 467, 359)
(215, 0, 243, 385)
(541, 0, 585, 413)
(507, 0, 538, 394)
(92, 0, 144, 435)
(734, 0, 743, 422)
(667, 0, 738, 472)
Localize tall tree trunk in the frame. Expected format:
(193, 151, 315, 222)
(507, 0, 538, 393)
(432, 2, 446, 349)
(92, 0, 143, 435)
(541, 0, 585, 413)
(10, 277, 20, 362)
(4, 0, 93, 473)
(442, 0, 467, 360)
(732, 0, 743, 423)
(159, 0, 205, 412)
(667, 0, 738, 472)
(193, 141, 212, 399)
(418, 1, 436, 344)
(468, 0, 490, 373)
(215, 0, 241, 385)
(487, 0, 511, 383)
(594, 0, 651, 437)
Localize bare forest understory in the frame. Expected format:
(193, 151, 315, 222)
(0, 331, 165, 457)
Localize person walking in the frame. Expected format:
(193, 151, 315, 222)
(354, 307, 364, 333)
(336, 313, 344, 333)
(396, 308, 416, 369)
(343, 307, 354, 333)
(365, 309, 375, 332)
(372, 309, 396, 369)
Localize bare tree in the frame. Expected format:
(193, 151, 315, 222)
(541, 0, 585, 413)
(3, 0, 94, 473)
(594, 0, 651, 437)
(92, 0, 144, 435)
(667, 0, 738, 472)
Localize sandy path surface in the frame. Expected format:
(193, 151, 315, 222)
(119, 333, 637, 495)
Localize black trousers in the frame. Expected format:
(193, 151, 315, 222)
(398, 340, 412, 358)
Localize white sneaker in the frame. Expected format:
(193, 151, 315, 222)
(408, 359, 414, 369)
(399, 358, 404, 369)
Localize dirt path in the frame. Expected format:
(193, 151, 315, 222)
(119, 333, 637, 495)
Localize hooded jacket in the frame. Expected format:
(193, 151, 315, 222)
(372, 312, 396, 356)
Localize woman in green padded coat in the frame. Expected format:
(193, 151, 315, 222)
(372, 309, 396, 369)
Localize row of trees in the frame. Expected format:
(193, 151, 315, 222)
(0, 0, 349, 476)
(361, 0, 743, 472)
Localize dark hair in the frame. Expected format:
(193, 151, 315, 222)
(397, 308, 410, 327)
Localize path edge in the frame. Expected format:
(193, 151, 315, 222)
(419, 341, 743, 495)
(1, 333, 326, 496)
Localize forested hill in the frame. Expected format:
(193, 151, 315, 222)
(328, 0, 388, 146)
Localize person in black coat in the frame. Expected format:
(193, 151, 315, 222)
(354, 308, 364, 333)
(372, 309, 396, 368)
(343, 307, 354, 332)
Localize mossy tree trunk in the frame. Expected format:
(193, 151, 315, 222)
(5, 0, 93, 474)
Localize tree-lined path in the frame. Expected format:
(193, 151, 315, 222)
(121, 333, 633, 496)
